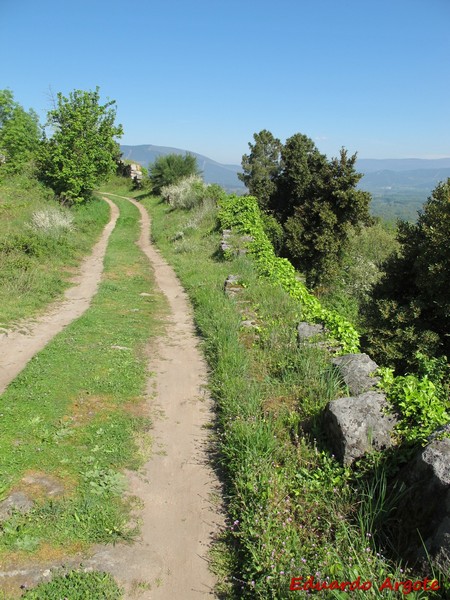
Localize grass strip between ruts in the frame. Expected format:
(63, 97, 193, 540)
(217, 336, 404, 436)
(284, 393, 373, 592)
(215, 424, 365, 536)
(0, 196, 167, 597)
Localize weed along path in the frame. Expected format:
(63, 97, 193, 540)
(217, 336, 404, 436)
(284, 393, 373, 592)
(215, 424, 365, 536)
(0, 197, 119, 395)
(92, 193, 222, 598)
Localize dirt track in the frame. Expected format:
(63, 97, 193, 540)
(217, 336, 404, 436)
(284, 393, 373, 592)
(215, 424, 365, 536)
(0, 197, 119, 395)
(90, 194, 222, 598)
(0, 194, 222, 598)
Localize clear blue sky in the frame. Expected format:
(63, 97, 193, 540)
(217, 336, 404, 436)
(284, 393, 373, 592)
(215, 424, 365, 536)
(1, 0, 449, 164)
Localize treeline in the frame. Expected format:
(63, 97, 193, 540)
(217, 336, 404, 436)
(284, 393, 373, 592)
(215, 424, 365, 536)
(0, 87, 122, 204)
(238, 130, 450, 383)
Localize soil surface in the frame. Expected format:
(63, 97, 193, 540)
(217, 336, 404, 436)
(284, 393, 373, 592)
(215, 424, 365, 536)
(0, 194, 222, 599)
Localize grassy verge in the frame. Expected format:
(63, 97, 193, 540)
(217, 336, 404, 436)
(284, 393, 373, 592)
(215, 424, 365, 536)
(0, 192, 167, 598)
(143, 193, 446, 599)
(0, 172, 110, 326)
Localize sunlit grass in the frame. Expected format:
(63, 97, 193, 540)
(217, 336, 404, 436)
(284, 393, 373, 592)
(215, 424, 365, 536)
(0, 194, 167, 594)
(145, 193, 447, 599)
(0, 172, 110, 325)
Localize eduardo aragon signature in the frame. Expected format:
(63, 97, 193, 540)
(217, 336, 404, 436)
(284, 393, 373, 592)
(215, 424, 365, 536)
(290, 575, 441, 594)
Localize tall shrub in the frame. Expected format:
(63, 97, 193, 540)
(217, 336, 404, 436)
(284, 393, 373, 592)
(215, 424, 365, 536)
(38, 87, 123, 204)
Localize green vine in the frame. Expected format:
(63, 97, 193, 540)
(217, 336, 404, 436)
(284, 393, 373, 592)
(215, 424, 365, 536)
(218, 194, 450, 446)
(378, 366, 449, 444)
(218, 195, 360, 354)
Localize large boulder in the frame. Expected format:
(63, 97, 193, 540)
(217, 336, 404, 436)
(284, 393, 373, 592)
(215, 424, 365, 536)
(332, 353, 380, 396)
(324, 392, 398, 465)
(402, 424, 450, 571)
(297, 322, 325, 342)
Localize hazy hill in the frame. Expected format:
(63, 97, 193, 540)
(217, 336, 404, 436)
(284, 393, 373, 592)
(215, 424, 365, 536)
(355, 159, 450, 221)
(121, 145, 450, 221)
(358, 168, 450, 189)
(120, 144, 245, 193)
(356, 158, 450, 172)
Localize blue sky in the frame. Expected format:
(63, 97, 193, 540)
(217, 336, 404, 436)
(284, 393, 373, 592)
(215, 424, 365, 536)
(1, 0, 449, 164)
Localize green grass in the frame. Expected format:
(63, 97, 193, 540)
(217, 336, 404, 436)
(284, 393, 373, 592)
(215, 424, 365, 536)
(143, 193, 447, 599)
(0, 189, 167, 596)
(21, 569, 122, 599)
(0, 172, 110, 325)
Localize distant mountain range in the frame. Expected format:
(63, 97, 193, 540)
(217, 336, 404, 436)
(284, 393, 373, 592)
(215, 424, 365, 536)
(355, 159, 450, 221)
(356, 158, 450, 172)
(356, 158, 450, 193)
(120, 144, 244, 193)
(120, 144, 450, 221)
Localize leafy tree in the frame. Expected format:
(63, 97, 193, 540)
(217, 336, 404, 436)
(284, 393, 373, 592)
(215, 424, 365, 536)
(240, 131, 372, 286)
(278, 136, 372, 287)
(149, 153, 200, 195)
(238, 129, 282, 210)
(273, 133, 328, 221)
(0, 89, 41, 173)
(38, 87, 123, 203)
(362, 179, 450, 371)
(0, 89, 15, 128)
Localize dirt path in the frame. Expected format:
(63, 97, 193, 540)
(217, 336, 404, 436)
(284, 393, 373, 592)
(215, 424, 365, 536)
(0, 193, 222, 598)
(89, 194, 222, 598)
(0, 197, 119, 395)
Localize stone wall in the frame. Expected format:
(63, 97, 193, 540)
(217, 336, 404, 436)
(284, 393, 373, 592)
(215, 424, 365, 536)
(222, 246, 450, 573)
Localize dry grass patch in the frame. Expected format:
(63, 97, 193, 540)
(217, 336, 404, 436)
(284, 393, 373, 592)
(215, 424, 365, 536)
(68, 394, 117, 427)
(262, 394, 298, 417)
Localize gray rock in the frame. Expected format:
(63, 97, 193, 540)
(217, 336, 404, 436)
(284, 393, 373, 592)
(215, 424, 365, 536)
(324, 392, 398, 465)
(224, 275, 243, 297)
(429, 422, 450, 442)
(225, 275, 239, 283)
(297, 322, 324, 341)
(425, 517, 450, 573)
(240, 319, 257, 329)
(414, 436, 450, 492)
(332, 353, 380, 395)
(0, 492, 34, 520)
(405, 432, 450, 571)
